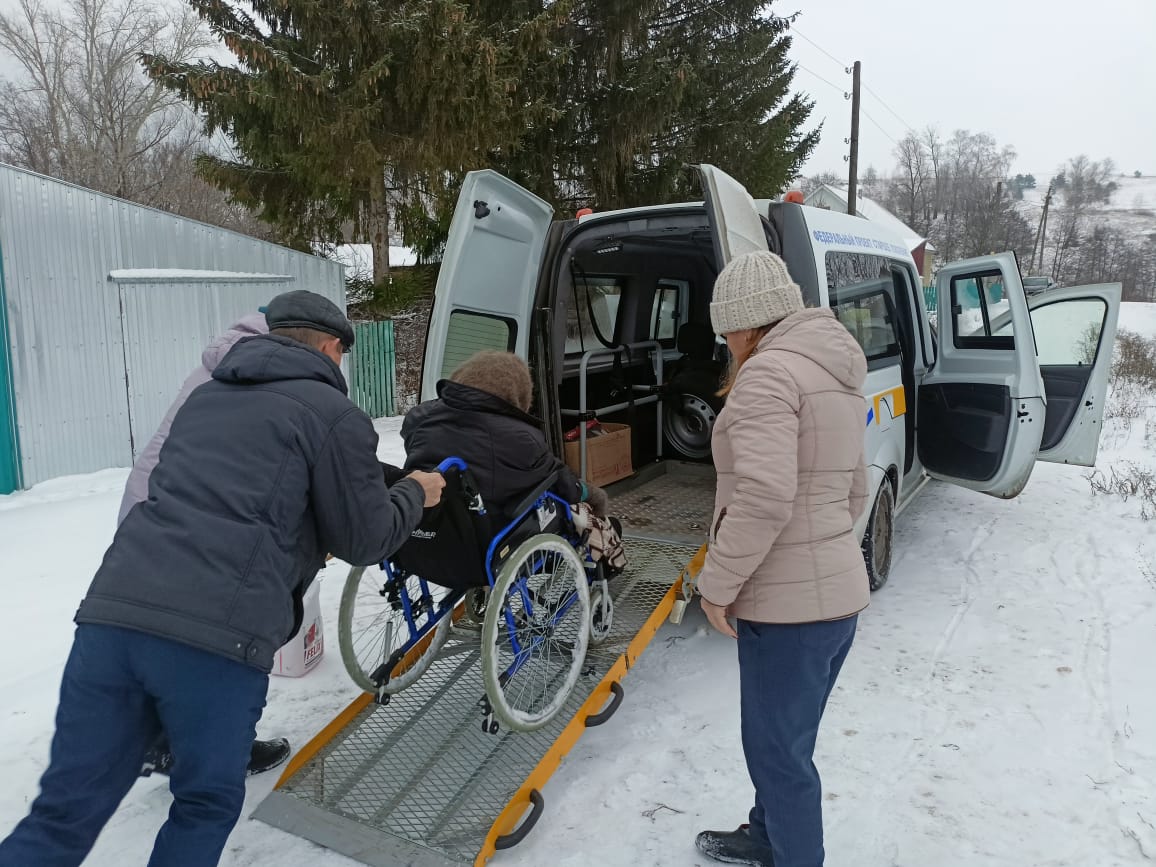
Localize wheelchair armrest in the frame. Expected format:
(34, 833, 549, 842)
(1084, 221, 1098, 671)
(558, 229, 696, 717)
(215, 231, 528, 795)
(510, 472, 561, 519)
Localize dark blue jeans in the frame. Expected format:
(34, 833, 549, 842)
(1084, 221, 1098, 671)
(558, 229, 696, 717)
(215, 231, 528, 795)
(737, 615, 858, 867)
(0, 624, 268, 867)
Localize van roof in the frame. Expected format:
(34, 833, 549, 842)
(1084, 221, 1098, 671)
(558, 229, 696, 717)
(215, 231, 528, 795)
(576, 198, 915, 262)
(576, 201, 704, 223)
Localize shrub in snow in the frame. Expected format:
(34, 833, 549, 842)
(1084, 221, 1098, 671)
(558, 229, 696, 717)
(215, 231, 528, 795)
(1087, 463, 1156, 521)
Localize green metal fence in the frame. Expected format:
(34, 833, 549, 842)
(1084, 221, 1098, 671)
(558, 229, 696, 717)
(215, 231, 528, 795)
(350, 320, 397, 419)
(922, 285, 937, 313)
(0, 253, 21, 494)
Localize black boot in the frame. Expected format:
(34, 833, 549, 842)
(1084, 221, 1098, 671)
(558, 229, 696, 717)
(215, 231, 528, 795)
(140, 738, 290, 778)
(695, 825, 776, 866)
(139, 745, 174, 778)
(247, 738, 291, 776)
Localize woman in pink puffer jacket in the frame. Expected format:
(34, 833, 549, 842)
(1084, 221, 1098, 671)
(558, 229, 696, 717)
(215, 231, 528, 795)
(694, 252, 870, 867)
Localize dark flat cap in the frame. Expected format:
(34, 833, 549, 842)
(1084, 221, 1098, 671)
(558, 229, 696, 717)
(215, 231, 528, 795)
(264, 290, 354, 351)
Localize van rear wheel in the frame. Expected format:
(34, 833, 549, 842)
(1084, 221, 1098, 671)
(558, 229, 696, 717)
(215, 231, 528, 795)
(862, 481, 894, 592)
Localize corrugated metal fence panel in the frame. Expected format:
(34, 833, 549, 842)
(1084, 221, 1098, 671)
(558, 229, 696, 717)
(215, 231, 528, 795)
(0, 164, 345, 487)
(350, 320, 396, 419)
(119, 279, 295, 459)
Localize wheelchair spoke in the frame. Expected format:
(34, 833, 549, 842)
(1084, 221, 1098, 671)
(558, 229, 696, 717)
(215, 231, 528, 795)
(339, 564, 455, 695)
(482, 535, 592, 731)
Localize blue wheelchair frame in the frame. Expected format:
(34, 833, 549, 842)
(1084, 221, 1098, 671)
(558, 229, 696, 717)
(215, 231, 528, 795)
(372, 457, 592, 693)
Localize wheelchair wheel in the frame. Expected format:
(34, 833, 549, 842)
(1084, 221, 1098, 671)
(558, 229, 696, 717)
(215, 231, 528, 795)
(338, 563, 453, 695)
(588, 583, 614, 647)
(481, 534, 591, 732)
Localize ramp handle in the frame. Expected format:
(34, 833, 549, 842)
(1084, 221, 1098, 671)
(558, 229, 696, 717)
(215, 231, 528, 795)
(584, 681, 625, 728)
(494, 789, 545, 850)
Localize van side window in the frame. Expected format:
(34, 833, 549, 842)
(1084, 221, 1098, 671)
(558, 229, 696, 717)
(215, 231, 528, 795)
(650, 280, 688, 345)
(441, 311, 515, 379)
(567, 276, 623, 355)
(825, 252, 901, 369)
(951, 271, 1014, 349)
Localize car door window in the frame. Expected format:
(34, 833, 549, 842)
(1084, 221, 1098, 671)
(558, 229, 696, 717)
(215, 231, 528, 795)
(825, 252, 902, 370)
(650, 280, 688, 346)
(1025, 298, 1107, 366)
(566, 276, 623, 355)
(952, 272, 1014, 349)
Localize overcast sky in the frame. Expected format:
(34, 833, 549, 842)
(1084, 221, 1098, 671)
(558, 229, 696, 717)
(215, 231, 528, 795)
(788, 0, 1156, 182)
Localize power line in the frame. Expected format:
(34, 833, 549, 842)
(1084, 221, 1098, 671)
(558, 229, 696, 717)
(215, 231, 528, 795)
(796, 63, 846, 97)
(791, 22, 918, 140)
(861, 109, 899, 146)
(863, 82, 916, 134)
(790, 27, 847, 70)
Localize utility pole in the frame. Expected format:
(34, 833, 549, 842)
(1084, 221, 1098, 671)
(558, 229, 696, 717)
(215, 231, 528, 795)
(1033, 181, 1054, 273)
(847, 60, 861, 216)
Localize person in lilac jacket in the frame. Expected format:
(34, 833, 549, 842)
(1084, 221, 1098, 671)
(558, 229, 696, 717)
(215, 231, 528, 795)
(119, 311, 290, 778)
(118, 312, 269, 525)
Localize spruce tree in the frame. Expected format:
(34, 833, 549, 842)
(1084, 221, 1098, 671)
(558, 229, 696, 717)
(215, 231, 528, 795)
(499, 0, 818, 211)
(145, 0, 564, 295)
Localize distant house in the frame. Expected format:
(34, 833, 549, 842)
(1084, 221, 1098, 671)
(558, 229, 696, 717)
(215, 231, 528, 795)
(804, 184, 936, 284)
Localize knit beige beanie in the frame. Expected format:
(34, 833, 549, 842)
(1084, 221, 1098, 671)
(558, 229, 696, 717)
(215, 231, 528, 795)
(709, 251, 805, 335)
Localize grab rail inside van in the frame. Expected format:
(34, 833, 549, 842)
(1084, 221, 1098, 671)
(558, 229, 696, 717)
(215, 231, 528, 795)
(561, 340, 664, 480)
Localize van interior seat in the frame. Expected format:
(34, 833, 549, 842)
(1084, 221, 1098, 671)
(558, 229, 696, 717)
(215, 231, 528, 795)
(666, 322, 725, 405)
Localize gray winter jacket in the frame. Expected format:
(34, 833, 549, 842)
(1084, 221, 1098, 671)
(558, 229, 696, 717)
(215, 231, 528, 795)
(117, 313, 268, 525)
(78, 333, 425, 671)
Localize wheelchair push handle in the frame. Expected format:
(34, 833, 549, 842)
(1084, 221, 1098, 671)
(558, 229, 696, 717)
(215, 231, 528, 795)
(436, 457, 468, 474)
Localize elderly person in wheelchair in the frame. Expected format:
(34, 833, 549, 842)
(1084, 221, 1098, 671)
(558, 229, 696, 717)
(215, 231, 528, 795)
(403, 350, 611, 529)
(338, 351, 626, 733)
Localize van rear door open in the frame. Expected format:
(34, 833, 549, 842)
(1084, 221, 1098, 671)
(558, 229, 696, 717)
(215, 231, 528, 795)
(420, 171, 553, 401)
(698, 164, 770, 266)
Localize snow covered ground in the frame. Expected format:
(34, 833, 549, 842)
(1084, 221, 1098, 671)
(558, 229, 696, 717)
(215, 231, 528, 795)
(1021, 175, 1156, 246)
(315, 244, 419, 281)
(2, 311, 1156, 866)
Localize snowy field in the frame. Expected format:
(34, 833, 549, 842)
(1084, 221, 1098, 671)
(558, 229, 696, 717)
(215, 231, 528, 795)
(1021, 175, 1156, 245)
(2, 307, 1156, 866)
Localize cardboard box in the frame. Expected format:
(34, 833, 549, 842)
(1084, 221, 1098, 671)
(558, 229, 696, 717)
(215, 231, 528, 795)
(564, 423, 633, 487)
(272, 579, 324, 678)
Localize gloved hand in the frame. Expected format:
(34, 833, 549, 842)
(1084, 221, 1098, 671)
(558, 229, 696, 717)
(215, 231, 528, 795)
(586, 484, 610, 518)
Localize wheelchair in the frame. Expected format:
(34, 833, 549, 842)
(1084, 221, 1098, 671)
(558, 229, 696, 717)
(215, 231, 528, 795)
(337, 458, 616, 733)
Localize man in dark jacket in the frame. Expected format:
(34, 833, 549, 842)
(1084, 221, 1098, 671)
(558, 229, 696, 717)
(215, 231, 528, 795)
(403, 350, 608, 529)
(0, 290, 444, 867)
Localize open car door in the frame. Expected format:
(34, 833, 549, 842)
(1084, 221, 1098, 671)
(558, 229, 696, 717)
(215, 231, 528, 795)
(421, 171, 553, 401)
(918, 252, 1046, 498)
(698, 164, 769, 266)
(992, 283, 1121, 466)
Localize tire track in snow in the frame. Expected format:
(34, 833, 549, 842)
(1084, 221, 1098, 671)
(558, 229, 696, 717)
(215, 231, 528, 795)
(926, 519, 994, 680)
(861, 517, 997, 860)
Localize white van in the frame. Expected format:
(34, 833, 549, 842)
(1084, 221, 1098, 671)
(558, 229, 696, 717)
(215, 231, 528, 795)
(421, 165, 1121, 590)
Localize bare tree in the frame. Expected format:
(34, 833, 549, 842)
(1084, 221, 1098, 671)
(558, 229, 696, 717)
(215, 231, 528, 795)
(0, 0, 270, 235)
(1049, 155, 1119, 280)
(922, 125, 944, 221)
(891, 132, 929, 232)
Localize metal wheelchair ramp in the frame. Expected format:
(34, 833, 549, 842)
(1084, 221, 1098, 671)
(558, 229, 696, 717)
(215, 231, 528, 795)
(253, 538, 700, 867)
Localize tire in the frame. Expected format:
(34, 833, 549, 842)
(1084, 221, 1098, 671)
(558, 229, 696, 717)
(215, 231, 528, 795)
(861, 481, 895, 592)
(588, 584, 614, 647)
(338, 563, 453, 695)
(481, 534, 591, 732)
(663, 394, 718, 460)
(459, 587, 489, 628)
